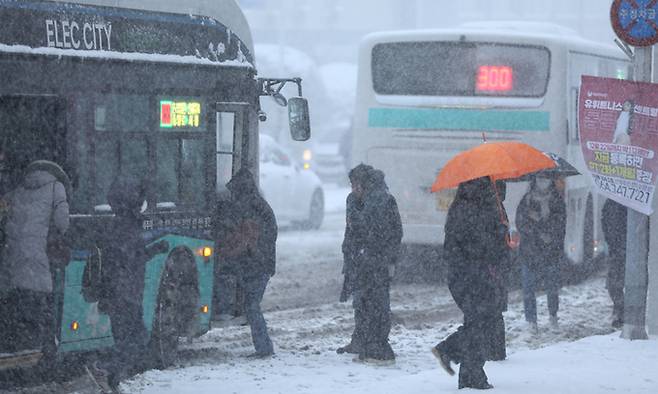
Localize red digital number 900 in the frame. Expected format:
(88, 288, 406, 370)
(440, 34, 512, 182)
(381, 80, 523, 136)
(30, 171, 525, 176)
(476, 65, 513, 92)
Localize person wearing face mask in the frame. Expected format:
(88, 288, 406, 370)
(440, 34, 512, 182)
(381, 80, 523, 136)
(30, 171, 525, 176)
(516, 176, 566, 332)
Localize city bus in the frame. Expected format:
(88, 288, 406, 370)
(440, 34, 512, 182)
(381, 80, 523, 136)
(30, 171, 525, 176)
(352, 22, 630, 280)
(0, 0, 309, 370)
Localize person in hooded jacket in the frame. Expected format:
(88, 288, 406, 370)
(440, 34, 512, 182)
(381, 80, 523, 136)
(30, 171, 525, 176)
(336, 164, 372, 355)
(432, 177, 509, 390)
(601, 198, 626, 329)
(225, 168, 277, 357)
(516, 176, 566, 331)
(350, 166, 402, 365)
(0, 160, 69, 354)
(86, 176, 168, 391)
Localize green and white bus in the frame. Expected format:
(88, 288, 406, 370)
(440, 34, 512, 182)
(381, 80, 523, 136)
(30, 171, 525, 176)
(0, 0, 308, 369)
(352, 22, 629, 278)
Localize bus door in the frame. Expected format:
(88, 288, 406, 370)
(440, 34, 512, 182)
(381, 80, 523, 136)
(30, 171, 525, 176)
(0, 95, 67, 193)
(213, 102, 250, 318)
(216, 103, 249, 191)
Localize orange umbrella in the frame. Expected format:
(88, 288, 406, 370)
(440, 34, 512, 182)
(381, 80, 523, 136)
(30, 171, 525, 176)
(431, 141, 556, 192)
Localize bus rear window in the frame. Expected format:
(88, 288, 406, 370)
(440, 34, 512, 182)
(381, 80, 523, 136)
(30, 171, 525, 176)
(371, 41, 550, 97)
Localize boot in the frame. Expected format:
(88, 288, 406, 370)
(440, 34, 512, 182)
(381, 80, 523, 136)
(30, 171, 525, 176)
(336, 342, 361, 354)
(431, 345, 455, 376)
(549, 315, 559, 330)
(458, 365, 493, 390)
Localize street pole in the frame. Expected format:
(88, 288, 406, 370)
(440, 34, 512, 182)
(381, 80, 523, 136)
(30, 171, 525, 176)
(621, 46, 651, 340)
(649, 48, 658, 336)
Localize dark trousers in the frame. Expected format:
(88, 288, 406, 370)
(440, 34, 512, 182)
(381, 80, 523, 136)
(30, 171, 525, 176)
(522, 260, 560, 323)
(105, 297, 148, 379)
(242, 274, 273, 355)
(348, 288, 365, 350)
(0, 289, 54, 353)
(486, 313, 506, 361)
(606, 253, 625, 319)
(437, 312, 495, 387)
(355, 281, 394, 360)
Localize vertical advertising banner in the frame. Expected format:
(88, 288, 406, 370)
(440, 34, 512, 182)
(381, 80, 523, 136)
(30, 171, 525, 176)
(579, 75, 658, 214)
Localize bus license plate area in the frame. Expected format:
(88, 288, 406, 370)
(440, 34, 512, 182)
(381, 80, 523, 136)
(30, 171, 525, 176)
(435, 189, 456, 211)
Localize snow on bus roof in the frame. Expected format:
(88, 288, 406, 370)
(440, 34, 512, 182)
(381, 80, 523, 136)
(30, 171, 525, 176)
(360, 22, 624, 59)
(51, 0, 254, 54)
(0, 43, 254, 68)
(458, 21, 579, 37)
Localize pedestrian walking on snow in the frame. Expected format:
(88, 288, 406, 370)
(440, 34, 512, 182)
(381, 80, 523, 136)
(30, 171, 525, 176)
(225, 168, 277, 358)
(432, 177, 509, 390)
(516, 176, 566, 332)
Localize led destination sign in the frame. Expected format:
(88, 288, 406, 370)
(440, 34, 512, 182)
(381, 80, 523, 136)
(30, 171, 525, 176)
(160, 100, 202, 129)
(476, 65, 514, 92)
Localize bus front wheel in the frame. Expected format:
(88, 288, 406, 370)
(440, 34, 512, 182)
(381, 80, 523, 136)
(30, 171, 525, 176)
(150, 248, 199, 369)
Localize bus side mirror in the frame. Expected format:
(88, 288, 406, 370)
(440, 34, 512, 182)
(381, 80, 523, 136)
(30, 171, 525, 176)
(288, 97, 311, 141)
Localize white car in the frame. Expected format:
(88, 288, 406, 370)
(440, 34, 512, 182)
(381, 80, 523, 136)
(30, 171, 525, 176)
(259, 134, 324, 229)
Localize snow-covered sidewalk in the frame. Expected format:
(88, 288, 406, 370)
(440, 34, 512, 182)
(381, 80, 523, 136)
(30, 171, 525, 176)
(127, 334, 658, 394)
(122, 274, 658, 393)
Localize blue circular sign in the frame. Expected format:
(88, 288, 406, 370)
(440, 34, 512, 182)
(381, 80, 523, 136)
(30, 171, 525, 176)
(611, 0, 658, 46)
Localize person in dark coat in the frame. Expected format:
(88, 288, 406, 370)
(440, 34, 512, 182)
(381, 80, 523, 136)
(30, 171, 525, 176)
(350, 166, 402, 365)
(336, 164, 371, 355)
(87, 176, 168, 391)
(516, 176, 566, 331)
(225, 168, 277, 357)
(432, 177, 509, 390)
(601, 198, 626, 328)
(211, 196, 246, 320)
(486, 180, 510, 362)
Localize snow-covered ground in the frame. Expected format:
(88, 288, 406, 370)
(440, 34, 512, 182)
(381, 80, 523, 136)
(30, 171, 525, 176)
(121, 273, 657, 394)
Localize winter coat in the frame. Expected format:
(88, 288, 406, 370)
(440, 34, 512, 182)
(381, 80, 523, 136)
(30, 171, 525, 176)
(0, 170, 69, 293)
(97, 177, 167, 308)
(340, 192, 365, 300)
(98, 215, 150, 306)
(601, 199, 627, 258)
(226, 169, 277, 280)
(352, 170, 402, 289)
(516, 184, 566, 267)
(443, 177, 509, 318)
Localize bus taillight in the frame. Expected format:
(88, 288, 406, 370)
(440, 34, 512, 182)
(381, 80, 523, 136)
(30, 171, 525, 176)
(71, 321, 80, 331)
(198, 246, 213, 260)
(200, 305, 209, 314)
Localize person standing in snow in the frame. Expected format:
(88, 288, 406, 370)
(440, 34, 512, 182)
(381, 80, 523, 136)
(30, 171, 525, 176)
(432, 177, 508, 390)
(601, 198, 626, 329)
(516, 176, 566, 332)
(0, 160, 69, 354)
(349, 165, 402, 365)
(86, 176, 169, 392)
(225, 168, 277, 358)
(337, 164, 372, 355)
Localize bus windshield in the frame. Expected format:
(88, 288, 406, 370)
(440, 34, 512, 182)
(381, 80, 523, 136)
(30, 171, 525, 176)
(371, 41, 550, 97)
(68, 92, 212, 214)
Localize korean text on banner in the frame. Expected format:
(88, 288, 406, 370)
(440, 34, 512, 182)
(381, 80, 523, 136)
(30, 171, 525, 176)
(579, 75, 658, 215)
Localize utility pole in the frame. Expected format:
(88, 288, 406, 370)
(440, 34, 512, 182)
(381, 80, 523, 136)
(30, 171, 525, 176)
(622, 46, 651, 340)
